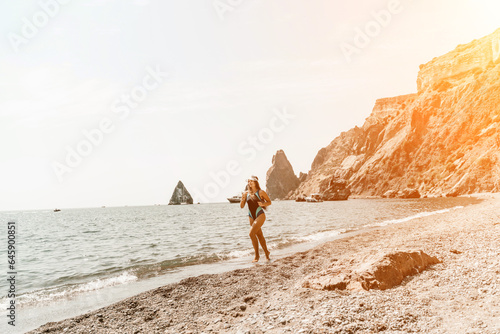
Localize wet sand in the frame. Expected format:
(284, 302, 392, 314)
(29, 194, 500, 333)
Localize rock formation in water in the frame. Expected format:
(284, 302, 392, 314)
(168, 180, 194, 205)
(265, 150, 300, 200)
(287, 28, 500, 199)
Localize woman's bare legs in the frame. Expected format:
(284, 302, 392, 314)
(249, 214, 270, 262)
(248, 217, 259, 262)
(256, 228, 270, 261)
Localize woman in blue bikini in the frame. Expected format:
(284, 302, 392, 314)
(240, 175, 272, 262)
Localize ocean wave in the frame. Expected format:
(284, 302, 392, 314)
(224, 249, 254, 259)
(366, 206, 465, 227)
(218, 228, 348, 260)
(294, 229, 347, 242)
(130, 253, 228, 279)
(0, 271, 138, 308)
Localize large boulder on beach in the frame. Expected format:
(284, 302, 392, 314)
(355, 250, 440, 290)
(303, 250, 441, 291)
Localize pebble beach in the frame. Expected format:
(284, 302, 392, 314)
(30, 194, 500, 334)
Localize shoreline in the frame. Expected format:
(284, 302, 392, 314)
(29, 194, 500, 333)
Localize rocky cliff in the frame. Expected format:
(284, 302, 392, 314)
(168, 180, 194, 205)
(288, 28, 500, 199)
(266, 150, 300, 200)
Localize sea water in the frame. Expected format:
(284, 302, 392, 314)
(0, 197, 481, 333)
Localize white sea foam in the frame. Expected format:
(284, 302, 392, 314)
(295, 229, 346, 242)
(224, 248, 254, 259)
(366, 206, 465, 227)
(5, 271, 138, 307)
(218, 230, 347, 261)
(219, 230, 347, 260)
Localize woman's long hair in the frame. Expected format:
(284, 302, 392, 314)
(249, 180, 267, 211)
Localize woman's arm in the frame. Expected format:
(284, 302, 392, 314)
(258, 190, 272, 207)
(240, 191, 247, 209)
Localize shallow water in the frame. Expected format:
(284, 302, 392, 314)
(0, 197, 481, 332)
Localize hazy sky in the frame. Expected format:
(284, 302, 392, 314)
(1, 0, 499, 210)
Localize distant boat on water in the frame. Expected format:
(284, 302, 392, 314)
(227, 193, 242, 203)
(54, 208, 61, 212)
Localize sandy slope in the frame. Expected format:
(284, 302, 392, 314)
(30, 194, 500, 334)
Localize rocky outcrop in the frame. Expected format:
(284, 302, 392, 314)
(303, 250, 441, 291)
(417, 28, 500, 92)
(266, 150, 300, 200)
(168, 181, 193, 205)
(319, 177, 350, 201)
(398, 188, 420, 199)
(288, 28, 500, 199)
(382, 190, 397, 198)
(298, 172, 308, 183)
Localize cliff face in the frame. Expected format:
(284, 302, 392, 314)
(288, 28, 500, 199)
(266, 150, 300, 200)
(417, 28, 500, 92)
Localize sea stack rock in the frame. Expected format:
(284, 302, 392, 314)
(266, 150, 300, 200)
(168, 180, 194, 205)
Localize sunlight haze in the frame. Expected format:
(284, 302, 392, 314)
(1, 0, 499, 210)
